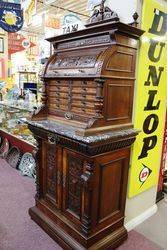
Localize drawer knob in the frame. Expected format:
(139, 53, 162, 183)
(65, 112, 73, 120)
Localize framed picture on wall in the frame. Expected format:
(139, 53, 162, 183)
(0, 38, 4, 53)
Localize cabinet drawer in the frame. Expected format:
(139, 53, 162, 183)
(72, 87, 96, 94)
(49, 88, 68, 94)
(48, 98, 69, 106)
(71, 106, 96, 115)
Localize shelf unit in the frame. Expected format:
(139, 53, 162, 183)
(0, 102, 37, 149)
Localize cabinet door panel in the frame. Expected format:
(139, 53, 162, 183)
(43, 142, 62, 210)
(62, 149, 85, 223)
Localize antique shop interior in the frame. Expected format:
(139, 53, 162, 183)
(0, 0, 167, 249)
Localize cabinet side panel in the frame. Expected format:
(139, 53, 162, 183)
(99, 159, 123, 221)
(92, 148, 130, 231)
(106, 84, 133, 123)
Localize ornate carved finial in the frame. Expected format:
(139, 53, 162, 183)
(130, 12, 139, 27)
(100, 0, 106, 19)
(88, 0, 119, 26)
(133, 12, 139, 22)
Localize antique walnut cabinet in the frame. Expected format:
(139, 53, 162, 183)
(27, 8, 144, 250)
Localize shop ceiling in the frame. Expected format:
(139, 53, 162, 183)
(22, 0, 90, 36)
(38, 0, 89, 18)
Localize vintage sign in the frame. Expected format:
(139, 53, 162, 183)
(61, 13, 85, 34)
(128, 0, 167, 198)
(0, 2, 23, 32)
(8, 33, 35, 54)
(45, 15, 60, 29)
(21, 0, 36, 26)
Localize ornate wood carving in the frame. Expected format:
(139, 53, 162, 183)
(81, 161, 94, 236)
(53, 56, 97, 69)
(48, 133, 60, 145)
(67, 154, 84, 217)
(89, 0, 119, 25)
(57, 35, 111, 50)
(32, 136, 42, 199)
(46, 145, 57, 199)
(95, 78, 105, 118)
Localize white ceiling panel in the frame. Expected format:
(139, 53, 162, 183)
(23, 0, 90, 35)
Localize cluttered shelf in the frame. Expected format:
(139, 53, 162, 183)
(0, 86, 39, 178)
(0, 101, 37, 147)
(0, 128, 36, 148)
(0, 101, 37, 112)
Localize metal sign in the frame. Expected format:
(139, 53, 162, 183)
(8, 32, 35, 54)
(21, 0, 36, 26)
(0, 2, 24, 32)
(62, 13, 85, 34)
(128, 0, 167, 198)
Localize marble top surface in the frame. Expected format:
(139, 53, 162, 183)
(23, 119, 139, 144)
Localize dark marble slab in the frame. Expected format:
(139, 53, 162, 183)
(22, 119, 139, 145)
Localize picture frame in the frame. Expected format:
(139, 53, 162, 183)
(0, 38, 4, 53)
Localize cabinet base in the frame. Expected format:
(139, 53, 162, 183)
(29, 206, 128, 250)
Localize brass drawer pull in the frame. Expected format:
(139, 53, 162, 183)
(65, 112, 73, 120)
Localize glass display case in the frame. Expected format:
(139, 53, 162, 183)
(0, 101, 37, 146)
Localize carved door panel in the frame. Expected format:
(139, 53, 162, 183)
(43, 142, 62, 210)
(62, 149, 85, 224)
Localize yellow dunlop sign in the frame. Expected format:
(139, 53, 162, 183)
(128, 0, 167, 198)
